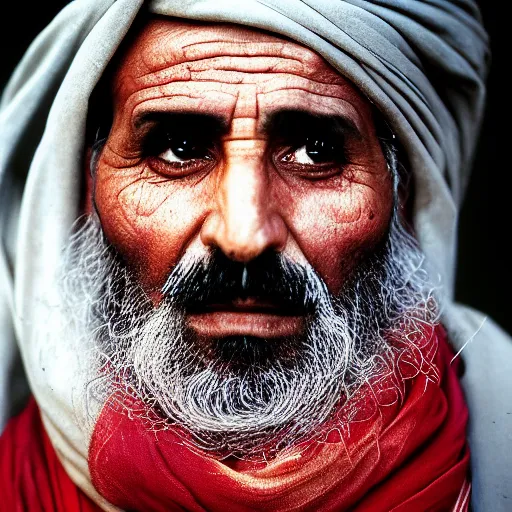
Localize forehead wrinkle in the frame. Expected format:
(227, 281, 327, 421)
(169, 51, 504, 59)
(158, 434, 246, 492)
(232, 84, 259, 120)
(134, 26, 328, 76)
(181, 38, 286, 50)
(181, 39, 324, 68)
(127, 68, 358, 104)
(134, 21, 303, 74)
(134, 51, 303, 82)
(115, 22, 355, 102)
(182, 41, 292, 61)
(254, 75, 366, 102)
(133, 65, 345, 94)
(186, 56, 305, 76)
(135, 62, 192, 85)
(256, 89, 365, 124)
(133, 55, 304, 88)
(184, 65, 347, 88)
(176, 21, 285, 46)
(137, 25, 191, 72)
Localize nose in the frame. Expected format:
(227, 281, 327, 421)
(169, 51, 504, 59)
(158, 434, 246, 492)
(200, 141, 288, 262)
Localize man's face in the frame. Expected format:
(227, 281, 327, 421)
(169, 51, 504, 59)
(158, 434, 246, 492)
(77, 18, 420, 457)
(93, 18, 393, 337)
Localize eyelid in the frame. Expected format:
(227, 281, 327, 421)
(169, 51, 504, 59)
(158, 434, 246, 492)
(158, 147, 203, 164)
(272, 145, 346, 179)
(148, 154, 215, 179)
(147, 132, 219, 177)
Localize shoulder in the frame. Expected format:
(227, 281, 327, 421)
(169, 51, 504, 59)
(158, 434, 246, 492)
(445, 305, 512, 512)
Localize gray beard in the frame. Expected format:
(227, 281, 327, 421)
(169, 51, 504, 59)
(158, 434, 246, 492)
(59, 210, 439, 459)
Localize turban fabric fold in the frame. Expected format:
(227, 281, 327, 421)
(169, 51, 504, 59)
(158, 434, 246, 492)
(0, 1, 510, 510)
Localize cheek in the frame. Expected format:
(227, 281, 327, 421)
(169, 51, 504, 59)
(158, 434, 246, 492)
(94, 165, 210, 289)
(281, 178, 393, 294)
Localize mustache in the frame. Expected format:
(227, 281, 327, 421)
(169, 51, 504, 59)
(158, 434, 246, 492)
(162, 249, 319, 314)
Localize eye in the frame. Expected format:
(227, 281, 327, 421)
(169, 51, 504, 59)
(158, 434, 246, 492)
(158, 137, 212, 164)
(149, 134, 216, 177)
(282, 138, 339, 165)
(276, 136, 346, 178)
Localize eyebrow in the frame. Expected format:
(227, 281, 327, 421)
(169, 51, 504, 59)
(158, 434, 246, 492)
(133, 111, 229, 134)
(132, 109, 362, 141)
(262, 110, 362, 140)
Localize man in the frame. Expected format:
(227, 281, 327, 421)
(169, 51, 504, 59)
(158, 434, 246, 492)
(0, 1, 510, 511)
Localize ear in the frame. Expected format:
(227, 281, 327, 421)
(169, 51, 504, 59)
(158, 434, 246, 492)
(82, 147, 95, 215)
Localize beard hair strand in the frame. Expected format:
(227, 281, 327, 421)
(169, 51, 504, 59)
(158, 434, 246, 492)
(59, 205, 440, 460)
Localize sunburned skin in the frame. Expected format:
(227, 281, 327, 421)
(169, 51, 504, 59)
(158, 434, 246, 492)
(91, 18, 394, 339)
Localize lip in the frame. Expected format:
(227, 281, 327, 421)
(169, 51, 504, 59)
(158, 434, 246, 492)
(186, 298, 305, 338)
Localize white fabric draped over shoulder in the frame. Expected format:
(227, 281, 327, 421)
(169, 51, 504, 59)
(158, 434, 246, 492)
(0, 1, 509, 510)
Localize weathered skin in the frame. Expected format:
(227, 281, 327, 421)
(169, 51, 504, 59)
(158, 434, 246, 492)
(90, 18, 393, 339)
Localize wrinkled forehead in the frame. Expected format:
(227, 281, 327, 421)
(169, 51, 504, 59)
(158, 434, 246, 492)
(117, 18, 333, 70)
(109, 17, 374, 115)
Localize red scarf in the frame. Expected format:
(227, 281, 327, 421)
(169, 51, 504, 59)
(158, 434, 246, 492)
(0, 397, 100, 511)
(1, 327, 471, 511)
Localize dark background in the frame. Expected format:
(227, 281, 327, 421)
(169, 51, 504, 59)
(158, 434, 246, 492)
(2, 2, 508, 334)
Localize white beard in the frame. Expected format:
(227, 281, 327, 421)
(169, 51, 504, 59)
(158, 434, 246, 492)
(59, 208, 440, 459)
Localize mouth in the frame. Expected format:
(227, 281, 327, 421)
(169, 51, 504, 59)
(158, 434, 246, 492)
(186, 297, 306, 338)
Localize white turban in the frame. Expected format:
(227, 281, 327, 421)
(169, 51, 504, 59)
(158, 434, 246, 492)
(0, 0, 510, 509)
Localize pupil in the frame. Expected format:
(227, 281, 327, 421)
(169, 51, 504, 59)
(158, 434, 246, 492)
(170, 137, 203, 159)
(305, 137, 336, 163)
